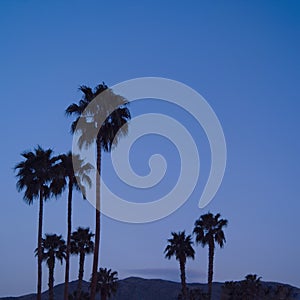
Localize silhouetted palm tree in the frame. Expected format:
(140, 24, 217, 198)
(51, 151, 92, 300)
(193, 213, 228, 300)
(71, 227, 94, 299)
(66, 83, 131, 300)
(35, 234, 66, 300)
(90, 267, 118, 300)
(164, 231, 195, 299)
(15, 146, 59, 300)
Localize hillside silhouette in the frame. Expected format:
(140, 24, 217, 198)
(1, 277, 299, 300)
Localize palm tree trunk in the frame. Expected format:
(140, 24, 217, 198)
(49, 260, 55, 300)
(37, 188, 43, 300)
(208, 240, 215, 300)
(77, 252, 85, 300)
(101, 290, 107, 300)
(90, 138, 101, 300)
(179, 259, 187, 299)
(64, 179, 73, 300)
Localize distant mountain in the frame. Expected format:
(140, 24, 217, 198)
(1, 277, 300, 300)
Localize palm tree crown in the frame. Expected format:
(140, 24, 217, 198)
(193, 213, 228, 248)
(71, 227, 94, 255)
(15, 146, 59, 203)
(37, 234, 66, 266)
(165, 231, 195, 262)
(51, 151, 93, 197)
(65, 84, 131, 151)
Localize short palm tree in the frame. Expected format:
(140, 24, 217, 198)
(244, 274, 262, 285)
(51, 151, 92, 300)
(66, 83, 131, 300)
(35, 234, 66, 300)
(71, 227, 94, 299)
(90, 267, 118, 300)
(15, 146, 59, 300)
(164, 231, 195, 299)
(193, 213, 228, 300)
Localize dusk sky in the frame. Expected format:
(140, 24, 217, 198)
(0, 0, 299, 297)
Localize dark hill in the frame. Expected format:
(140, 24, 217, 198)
(1, 277, 299, 300)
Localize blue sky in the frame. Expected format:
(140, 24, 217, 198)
(0, 0, 300, 297)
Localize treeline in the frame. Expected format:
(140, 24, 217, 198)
(15, 83, 130, 300)
(14, 83, 296, 300)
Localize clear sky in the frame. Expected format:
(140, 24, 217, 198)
(0, 0, 299, 297)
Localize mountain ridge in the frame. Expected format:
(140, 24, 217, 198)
(1, 276, 300, 300)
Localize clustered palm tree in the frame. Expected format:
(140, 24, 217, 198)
(15, 83, 129, 300)
(164, 212, 228, 300)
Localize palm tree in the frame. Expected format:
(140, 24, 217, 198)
(193, 213, 228, 300)
(35, 234, 66, 300)
(66, 83, 131, 300)
(164, 231, 195, 299)
(71, 227, 94, 299)
(90, 267, 118, 300)
(15, 146, 59, 300)
(51, 152, 92, 300)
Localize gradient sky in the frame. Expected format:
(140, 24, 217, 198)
(0, 0, 300, 297)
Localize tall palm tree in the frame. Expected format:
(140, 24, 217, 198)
(15, 146, 59, 300)
(164, 231, 195, 299)
(66, 83, 131, 300)
(51, 152, 92, 300)
(193, 213, 228, 300)
(35, 234, 66, 300)
(71, 227, 94, 300)
(90, 268, 118, 300)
